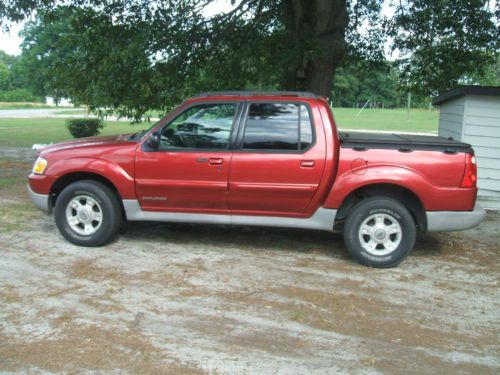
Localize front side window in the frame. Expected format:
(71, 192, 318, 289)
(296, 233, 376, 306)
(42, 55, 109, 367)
(160, 103, 236, 150)
(242, 103, 313, 151)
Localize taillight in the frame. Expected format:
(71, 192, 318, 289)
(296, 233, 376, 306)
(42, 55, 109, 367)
(461, 153, 477, 188)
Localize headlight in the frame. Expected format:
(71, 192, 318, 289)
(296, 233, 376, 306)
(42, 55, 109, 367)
(32, 157, 48, 175)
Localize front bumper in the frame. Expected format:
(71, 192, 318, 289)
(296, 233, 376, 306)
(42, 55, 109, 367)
(426, 204, 486, 232)
(27, 184, 51, 213)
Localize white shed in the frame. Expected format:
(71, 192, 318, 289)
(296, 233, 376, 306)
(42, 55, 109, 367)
(433, 86, 500, 209)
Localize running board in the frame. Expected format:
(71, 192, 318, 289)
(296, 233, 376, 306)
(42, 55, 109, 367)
(122, 200, 337, 232)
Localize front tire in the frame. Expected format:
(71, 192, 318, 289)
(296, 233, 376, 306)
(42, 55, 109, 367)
(54, 180, 122, 246)
(343, 197, 416, 268)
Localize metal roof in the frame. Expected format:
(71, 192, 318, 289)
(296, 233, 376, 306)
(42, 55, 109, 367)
(432, 85, 500, 105)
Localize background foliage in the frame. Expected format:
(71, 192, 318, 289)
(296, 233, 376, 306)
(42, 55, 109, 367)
(65, 118, 105, 138)
(0, 0, 498, 119)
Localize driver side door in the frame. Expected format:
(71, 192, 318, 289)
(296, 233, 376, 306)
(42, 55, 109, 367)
(134, 102, 240, 214)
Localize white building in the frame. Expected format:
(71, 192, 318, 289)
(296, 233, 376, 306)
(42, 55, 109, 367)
(433, 86, 500, 209)
(45, 97, 72, 106)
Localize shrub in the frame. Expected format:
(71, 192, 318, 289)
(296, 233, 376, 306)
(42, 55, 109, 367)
(66, 118, 104, 138)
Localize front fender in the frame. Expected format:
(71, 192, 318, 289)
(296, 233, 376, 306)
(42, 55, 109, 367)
(324, 164, 476, 211)
(46, 157, 136, 199)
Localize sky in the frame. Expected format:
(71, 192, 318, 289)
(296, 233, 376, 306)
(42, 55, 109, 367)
(0, 22, 24, 55)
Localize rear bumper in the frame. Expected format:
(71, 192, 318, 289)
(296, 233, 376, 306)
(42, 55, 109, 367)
(426, 204, 486, 232)
(27, 184, 51, 213)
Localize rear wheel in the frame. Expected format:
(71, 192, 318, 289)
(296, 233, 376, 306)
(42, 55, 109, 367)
(54, 180, 122, 246)
(343, 197, 416, 268)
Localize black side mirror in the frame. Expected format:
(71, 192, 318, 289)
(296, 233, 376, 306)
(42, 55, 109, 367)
(147, 132, 160, 150)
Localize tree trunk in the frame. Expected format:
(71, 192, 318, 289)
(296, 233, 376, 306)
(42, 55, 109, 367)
(282, 0, 348, 98)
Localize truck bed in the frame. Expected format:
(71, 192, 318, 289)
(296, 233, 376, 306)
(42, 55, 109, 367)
(339, 131, 473, 154)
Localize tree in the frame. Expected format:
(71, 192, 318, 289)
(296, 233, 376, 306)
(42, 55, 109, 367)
(388, 0, 499, 96)
(1, 0, 498, 118)
(0, 50, 43, 101)
(332, 60, 413, 108)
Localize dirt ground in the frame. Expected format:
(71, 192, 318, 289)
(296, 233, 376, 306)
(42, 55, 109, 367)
(1, 147, 499, 374)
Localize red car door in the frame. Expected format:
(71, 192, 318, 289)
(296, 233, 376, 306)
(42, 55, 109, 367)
(229, 101, 326, 216)
(135, 102, 239, 213)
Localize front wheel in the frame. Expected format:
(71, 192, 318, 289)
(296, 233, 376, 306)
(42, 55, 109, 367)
(54, 180, 122, 246)
(343, 197, 416, 268)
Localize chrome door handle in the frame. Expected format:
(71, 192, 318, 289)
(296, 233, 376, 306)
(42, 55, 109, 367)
(209, 158, 223, 165)
(300, 160, 315, 168)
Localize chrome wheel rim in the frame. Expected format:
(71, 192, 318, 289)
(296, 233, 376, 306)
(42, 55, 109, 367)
(65, 195, 103, 236)
(358, 213, 402, 256)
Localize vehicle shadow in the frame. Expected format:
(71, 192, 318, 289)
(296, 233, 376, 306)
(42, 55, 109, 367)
(120, 221, 350, 259)
(412, 232, 445, 257)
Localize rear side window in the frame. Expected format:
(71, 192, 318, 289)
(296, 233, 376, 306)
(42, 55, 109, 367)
(242, 103, 313, 151)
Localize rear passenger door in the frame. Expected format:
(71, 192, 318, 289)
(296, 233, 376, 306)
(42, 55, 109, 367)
(228, 101, 325, 215)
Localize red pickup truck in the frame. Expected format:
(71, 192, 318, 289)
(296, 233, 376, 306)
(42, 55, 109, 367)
(28, 91, 485, 267)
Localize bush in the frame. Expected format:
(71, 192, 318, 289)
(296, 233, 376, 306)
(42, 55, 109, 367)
(66, 118, 104, 138)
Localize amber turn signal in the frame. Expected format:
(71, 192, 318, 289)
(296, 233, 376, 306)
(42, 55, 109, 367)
(32, 157, 48, 175)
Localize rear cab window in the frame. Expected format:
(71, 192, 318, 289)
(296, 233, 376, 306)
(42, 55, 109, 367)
(241, 102, 314, 152)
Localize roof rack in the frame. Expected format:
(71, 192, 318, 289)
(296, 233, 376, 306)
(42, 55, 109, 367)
(192, 91, 319, 98)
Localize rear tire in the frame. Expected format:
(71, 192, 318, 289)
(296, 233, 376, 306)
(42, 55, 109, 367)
(54, 180, 122, 246)
(343, 197, 416, 268)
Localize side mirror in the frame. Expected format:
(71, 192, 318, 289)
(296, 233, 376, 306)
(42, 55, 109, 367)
(147, 132, 160, 150)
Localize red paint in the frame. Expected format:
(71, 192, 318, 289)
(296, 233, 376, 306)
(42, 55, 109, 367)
(29, 93, 478, 218)
(134, 149, 231, 212)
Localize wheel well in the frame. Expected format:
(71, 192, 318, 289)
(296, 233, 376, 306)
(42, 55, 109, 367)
(50, 172, 122, 209)
(334, 184, 427, 231)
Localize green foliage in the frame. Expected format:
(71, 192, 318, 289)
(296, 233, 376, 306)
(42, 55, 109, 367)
(388, 0, 499, 96)
(465, 54, 500, 86)
(1, 0, 498, 118)
(0, 88, 43, 102)
(0, 50, 43, 100)
(10, 1, 381, 118)
(332, 61, 402, 107)
(0, 60, 9, 88)
(66, 118, 104, 138)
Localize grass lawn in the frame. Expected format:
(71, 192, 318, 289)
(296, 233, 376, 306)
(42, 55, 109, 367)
(0, 177, 18, 188)
(0, 118, 147, 147)
(0, 108, 439, 148)
(333, 108, 439, 133)
(53, 109, 86, 115)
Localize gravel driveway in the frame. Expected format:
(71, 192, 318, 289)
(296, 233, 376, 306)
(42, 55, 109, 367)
(1, 148, 499, 374)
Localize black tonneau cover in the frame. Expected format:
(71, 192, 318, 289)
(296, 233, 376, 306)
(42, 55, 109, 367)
(340, 131, 473, 154)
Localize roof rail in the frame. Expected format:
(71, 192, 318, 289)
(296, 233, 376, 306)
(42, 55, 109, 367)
(192, 91, 319, 99)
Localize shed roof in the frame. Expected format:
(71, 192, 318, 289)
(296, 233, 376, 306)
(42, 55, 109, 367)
(432, 85, 500, 105)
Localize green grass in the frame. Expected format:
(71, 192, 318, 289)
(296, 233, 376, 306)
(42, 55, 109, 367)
(0, 178, 17, 188)
(0, 118, 148, 147)
(0, 108, 439, 148)
(333, 107, 439, 133)
(0, 103, 53, 110)
(53, 109, 86, 115)
(0, 202, 40, 232)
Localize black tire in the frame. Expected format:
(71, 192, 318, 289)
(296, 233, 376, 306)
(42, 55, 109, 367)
(54, 180, 122, 246)
(343, 197, 416, 268)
